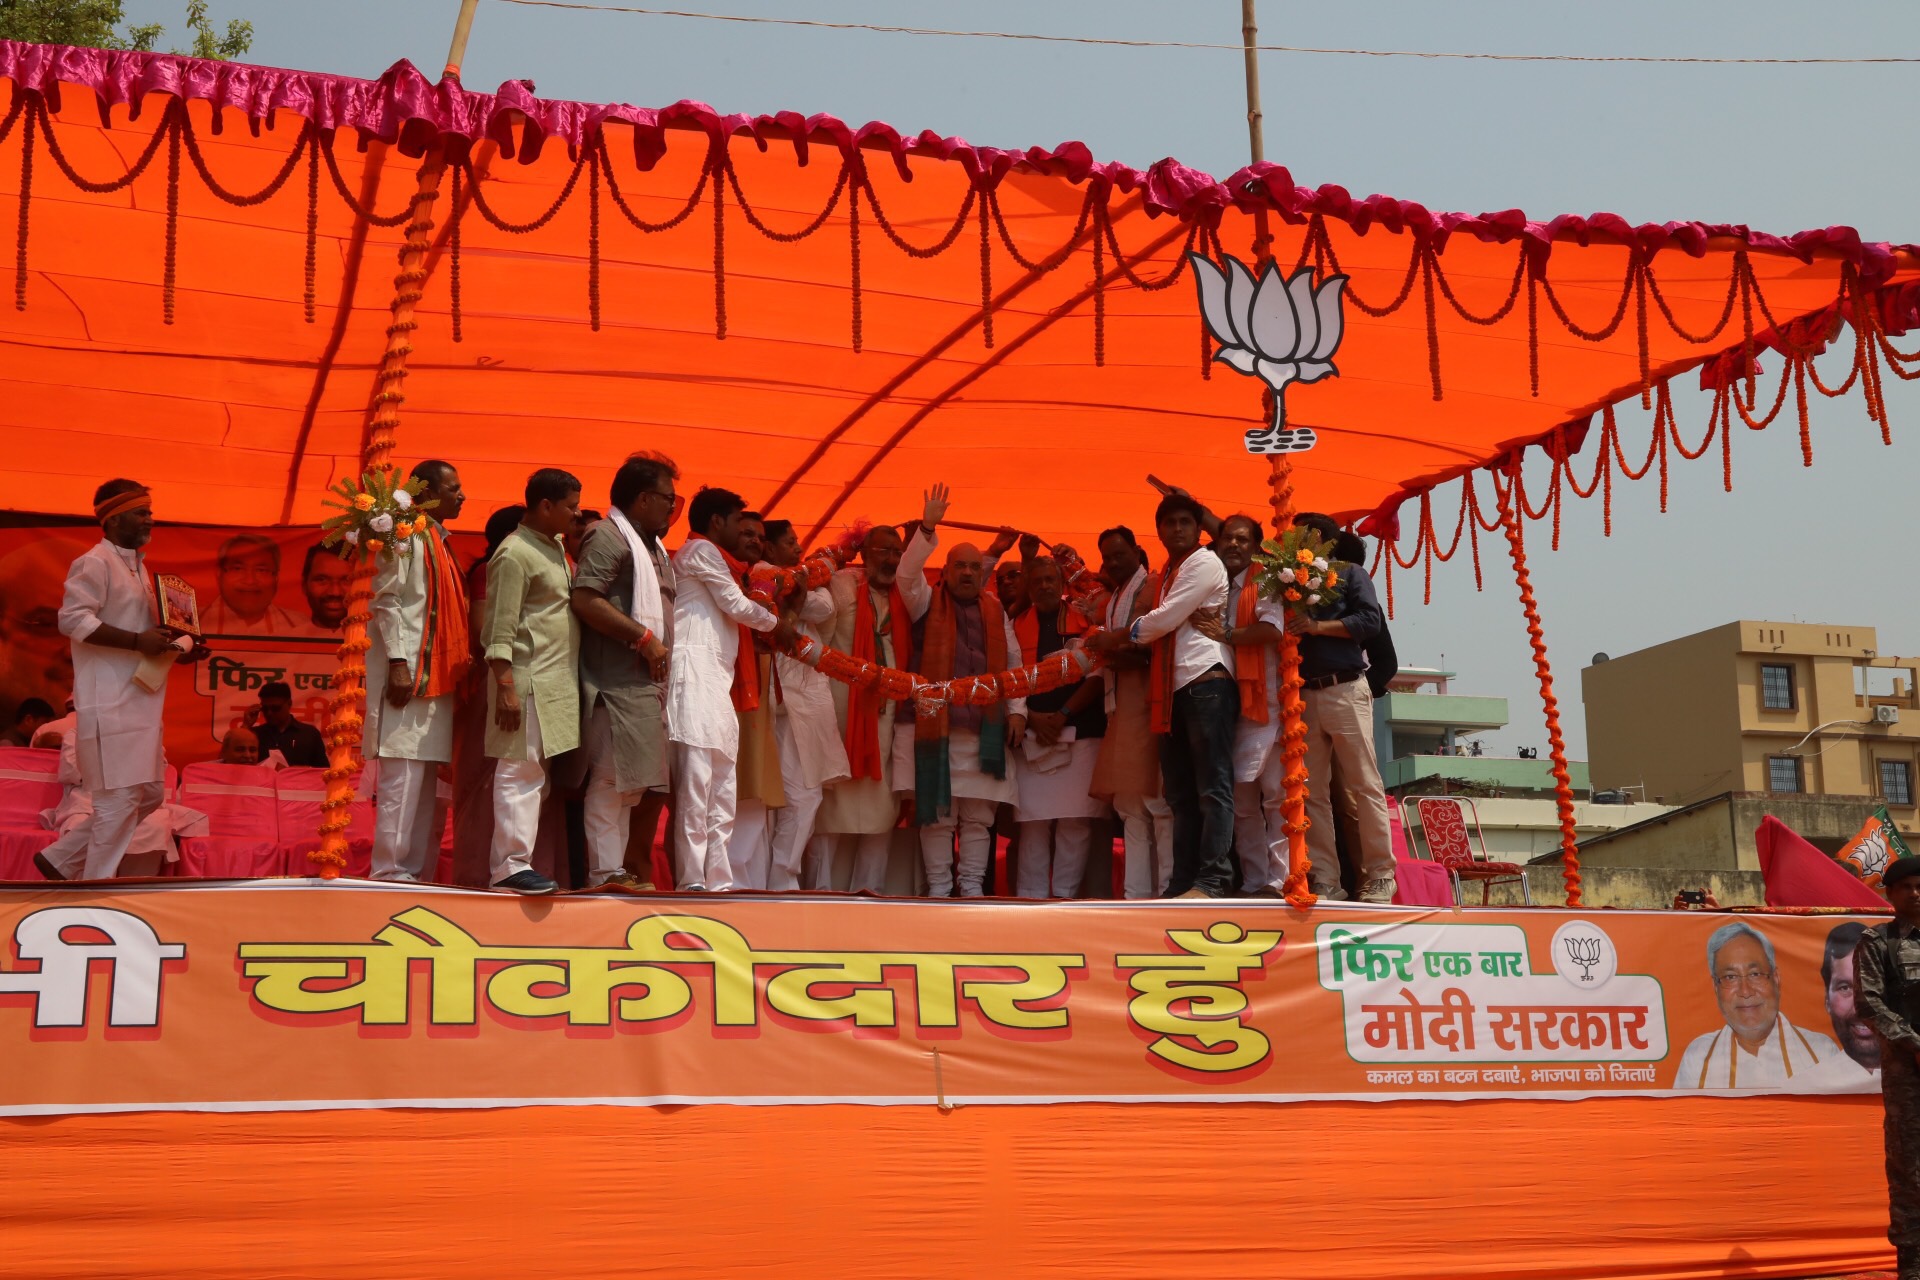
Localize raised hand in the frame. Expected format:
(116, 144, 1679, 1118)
(921, 482, 952, 530)
(985, 526, 1018, 559)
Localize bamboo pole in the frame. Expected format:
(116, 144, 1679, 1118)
(443, 0, 482, 80)
(1240, 1, 1315, 906)
(314, 1, 477, 876)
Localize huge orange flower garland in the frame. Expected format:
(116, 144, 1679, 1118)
(1268, 452, 1315, 909)
(1494, 461, 1582, 906)
(313, 151, 450, 877)
(785, 633, 1103, 716)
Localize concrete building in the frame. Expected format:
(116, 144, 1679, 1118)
(1582, 620, 1920, 821)
(1375, 666, 1674, 874)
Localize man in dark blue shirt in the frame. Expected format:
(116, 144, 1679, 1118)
(1286, 514, 1395, 903)
(251, 680, 329, 769)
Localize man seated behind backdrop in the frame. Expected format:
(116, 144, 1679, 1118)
(1, 697, 54, 748)
(251, 681, 328, 768)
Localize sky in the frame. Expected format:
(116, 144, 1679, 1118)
(120, 0, 1920, 758)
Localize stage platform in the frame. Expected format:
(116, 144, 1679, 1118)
(0, 880, 1897, 1279)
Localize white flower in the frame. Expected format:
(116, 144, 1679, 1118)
(1278, 567, 1295, 584)
(369, 513, 394, 534)
(393, 490, 414, 510)
(1312, 557, 1328, 571)
(1307, 594, 1321, 605)
(343, 529, 359, 545)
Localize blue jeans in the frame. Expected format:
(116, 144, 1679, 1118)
(1158, 676, 1238, 897)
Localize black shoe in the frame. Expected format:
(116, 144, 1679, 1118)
(32, 852, 66, 882)
(494, 870, 558, 896)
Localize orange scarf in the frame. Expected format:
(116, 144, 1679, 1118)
(846, 576, 910, 779)
(914, 589, 1009, 823)
(413, 525, 471, 699)
(1014, 604, 1087, 658)
(690, 534, 760, 713)
(1145, 550, 1195, 734)
(1234, 575, 1268, 724)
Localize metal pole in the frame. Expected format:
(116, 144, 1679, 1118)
(443, 0, 482, 80)
(1241, 0, 1265, 164)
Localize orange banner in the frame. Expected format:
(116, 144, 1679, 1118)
(0, 884, 1890, 1115)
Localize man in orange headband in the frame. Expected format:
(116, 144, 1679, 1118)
(366, 460, 470, 883)
(41, 479, 201, 880)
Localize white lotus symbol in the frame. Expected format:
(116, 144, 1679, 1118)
(1191, 253, 1348, 454)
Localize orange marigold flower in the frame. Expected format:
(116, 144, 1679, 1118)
(352, 493, 376, 511)
(1294, 548, 1314, 564)
(366, 538, 385, 553)
(1283, 588, 1302, 602)
(1325, 572, 1339, 588)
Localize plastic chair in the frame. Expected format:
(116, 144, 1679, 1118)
(0, 746, 61, 878)
(0, 746, 62, 827)
(275, 766, 373, 878)
(1401, 795, 1531, 906)
(175, 761, 283, 878)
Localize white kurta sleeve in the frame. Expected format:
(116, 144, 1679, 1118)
(369, 549, 423, 661)
(56, 551, 113, 645)
(897, 527, 938, 621)
(680, 541, 778, 631)
(800, 584, 836, 627)
(1002, 612, 1027, 719)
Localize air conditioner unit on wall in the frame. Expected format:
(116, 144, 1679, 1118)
(1874, 704, 1901, 725)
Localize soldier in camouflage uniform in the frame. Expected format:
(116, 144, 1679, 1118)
(1856, 854, 1920, 1280)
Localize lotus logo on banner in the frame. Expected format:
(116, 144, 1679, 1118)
(1190, 254, 1348, 455)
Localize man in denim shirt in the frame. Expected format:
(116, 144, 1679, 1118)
(1288, 513, 1394, 903)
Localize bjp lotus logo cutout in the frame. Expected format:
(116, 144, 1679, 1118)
(1190, 253, 1348, 455)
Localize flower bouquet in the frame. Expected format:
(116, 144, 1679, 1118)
(1251, 526, 1345, 613)
(319, 469, 440, 563)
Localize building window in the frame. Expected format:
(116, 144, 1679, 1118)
(1760, 664, 1796, 711)
(1768, 756, 1804, 794)
(1881, 760, 1913, 807)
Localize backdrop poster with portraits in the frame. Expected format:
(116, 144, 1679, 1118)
(0, 520, 482, 765)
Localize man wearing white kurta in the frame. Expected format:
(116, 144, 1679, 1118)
(366, 460, 468, 882)
(668, 487, 785, 892)
(1216, 515, 1288, 897)
(757, 520, 850, 891)
(900, 540, 1028, 899)
(1013, 557, 1107, 899)
(48, 481, 196, 880)
(1675, 921, 1840, 1089)
(1088, 529, 1174, 899)
(810, 493, 941, 893)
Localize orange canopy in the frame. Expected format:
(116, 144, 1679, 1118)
(1, 42, 1915, 556)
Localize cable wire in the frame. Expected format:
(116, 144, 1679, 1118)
(491, 0, 1920, 64)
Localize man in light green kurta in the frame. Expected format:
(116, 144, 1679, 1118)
(484, 468, 582, 895)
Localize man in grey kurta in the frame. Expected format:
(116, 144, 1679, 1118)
(484, 469, 582, 895)
(366, 460, 467, 882)
(571, 454, 678, 888)
(1856, 855, 1920, 1279)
